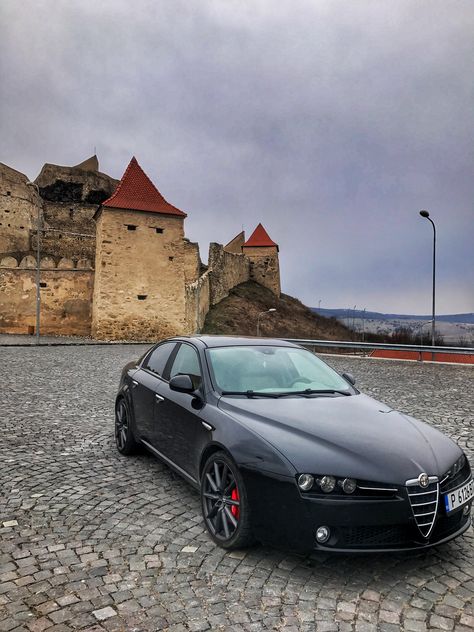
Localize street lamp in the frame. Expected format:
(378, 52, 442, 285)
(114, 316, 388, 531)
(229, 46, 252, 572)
(26, 181, 42, 344)
(419, 210, 436, 352)
(257, 308, 276, 336)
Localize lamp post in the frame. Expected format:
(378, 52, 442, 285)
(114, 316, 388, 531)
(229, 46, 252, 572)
(419, 210, 436, 354)
(257, 308, 276, 336)
(27, 182, 42, 344)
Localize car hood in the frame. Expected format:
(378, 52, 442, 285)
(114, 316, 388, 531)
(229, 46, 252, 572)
(218, 393, 461, 485)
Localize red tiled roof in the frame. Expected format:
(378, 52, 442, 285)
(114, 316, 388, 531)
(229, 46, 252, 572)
(243, 223, 278, 249)
(102, 157, 186, 217)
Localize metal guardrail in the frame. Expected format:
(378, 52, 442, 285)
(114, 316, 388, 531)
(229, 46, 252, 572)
(283, 338, 474, 356)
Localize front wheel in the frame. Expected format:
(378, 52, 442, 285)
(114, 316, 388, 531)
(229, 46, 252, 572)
(115, 397, 139, 455)
(200, 451, 255, 549)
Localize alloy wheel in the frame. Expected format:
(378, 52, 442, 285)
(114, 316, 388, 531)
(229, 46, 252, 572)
(202, 459, 240, 540)
(115, 400, 128, 451)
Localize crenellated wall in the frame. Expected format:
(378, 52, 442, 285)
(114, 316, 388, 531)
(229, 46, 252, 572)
(208, 243, 250, 306)
(0, 255, 92, 270)
(182, 243, 252, 334)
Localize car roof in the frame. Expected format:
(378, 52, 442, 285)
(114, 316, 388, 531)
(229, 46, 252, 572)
(167, 335, 299, 349)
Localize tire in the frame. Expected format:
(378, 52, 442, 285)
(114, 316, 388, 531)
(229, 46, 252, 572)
(115, 397, 139, 456)
(201, 451, 255, 549)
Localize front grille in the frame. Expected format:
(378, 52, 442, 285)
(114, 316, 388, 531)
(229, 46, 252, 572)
(406, 477, 439, 538)
(338, 525, 409, 547)
(336, 510, 469, 549)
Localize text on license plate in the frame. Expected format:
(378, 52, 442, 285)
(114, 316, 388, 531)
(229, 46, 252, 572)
(444, 478, 474, 514)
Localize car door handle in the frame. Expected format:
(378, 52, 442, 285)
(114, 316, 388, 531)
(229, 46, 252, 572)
(155, 394, 165, 403)
(131, 380, 138, 388)
(202, 421, 214, 431)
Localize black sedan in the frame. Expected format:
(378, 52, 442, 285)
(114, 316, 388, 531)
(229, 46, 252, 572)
(115, 336, 472, 552)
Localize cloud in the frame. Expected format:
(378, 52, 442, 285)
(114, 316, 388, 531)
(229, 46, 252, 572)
(1, 0, 473, 313)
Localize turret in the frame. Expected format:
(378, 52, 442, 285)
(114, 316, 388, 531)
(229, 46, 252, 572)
(91, 157, 188, 340)
(242, 223, 280, 296)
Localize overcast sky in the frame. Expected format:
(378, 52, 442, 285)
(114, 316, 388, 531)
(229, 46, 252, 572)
(1, 0, 473, 313)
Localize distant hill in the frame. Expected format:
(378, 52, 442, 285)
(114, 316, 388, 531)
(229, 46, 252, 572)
(312, 308, 474, 325)
(203, 281, 352, 339)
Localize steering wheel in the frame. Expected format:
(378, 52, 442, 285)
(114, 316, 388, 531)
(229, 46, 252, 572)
(288, 376, 313, 387)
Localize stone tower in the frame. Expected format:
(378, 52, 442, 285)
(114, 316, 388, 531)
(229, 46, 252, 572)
(242, 223, 281, 296)
(91, 157, 189, 340)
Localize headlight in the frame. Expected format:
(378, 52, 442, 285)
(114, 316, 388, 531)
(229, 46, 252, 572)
(297, 473, 314, 491)
(318, 475, 336, 493)
(452, 454, 466, 477)
(341, 478, 357, 494)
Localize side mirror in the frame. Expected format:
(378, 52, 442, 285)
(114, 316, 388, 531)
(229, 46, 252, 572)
(169, 374, 195, 393)
(342, 372, 356, 386)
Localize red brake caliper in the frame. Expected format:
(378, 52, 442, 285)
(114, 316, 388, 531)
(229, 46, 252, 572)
(231, 487, 240, 520)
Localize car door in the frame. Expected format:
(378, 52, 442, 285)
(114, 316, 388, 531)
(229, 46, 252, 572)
(130, 342, 177, 441)
(152, 342, 207, 480)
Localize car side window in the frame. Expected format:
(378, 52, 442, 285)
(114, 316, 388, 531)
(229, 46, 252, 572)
(169, 344, 202, 389)
(144, 342, 176, 377)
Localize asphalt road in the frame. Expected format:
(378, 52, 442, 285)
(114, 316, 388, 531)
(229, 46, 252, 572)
(1, 346, 473, 632)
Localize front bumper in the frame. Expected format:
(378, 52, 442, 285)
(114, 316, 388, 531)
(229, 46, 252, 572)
(242, 468, 472, 552)
(316, 517, 471, 553)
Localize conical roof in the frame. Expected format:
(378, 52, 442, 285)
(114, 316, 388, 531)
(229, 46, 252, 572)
(243, 223, 278, 249)
(102, 157, 186, 217)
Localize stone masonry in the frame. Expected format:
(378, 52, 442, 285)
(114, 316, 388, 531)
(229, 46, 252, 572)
(0, 156, 281, 340)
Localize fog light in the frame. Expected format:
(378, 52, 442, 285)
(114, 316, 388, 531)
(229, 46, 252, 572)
(298, 474, 314, 491)
(319, 475, 336, 493)
(316, 525, 331, 544)
(463, 503, 471, 516)
(341, 478, 357, 494)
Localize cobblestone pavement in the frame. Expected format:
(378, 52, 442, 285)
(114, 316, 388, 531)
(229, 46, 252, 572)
(1, 346, 473, 632)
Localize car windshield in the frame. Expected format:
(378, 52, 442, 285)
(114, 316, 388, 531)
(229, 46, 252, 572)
(207, 345, 351, 395)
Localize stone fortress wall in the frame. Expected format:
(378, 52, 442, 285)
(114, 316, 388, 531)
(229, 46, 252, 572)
(208, 242, 250, 306)
(0, 157, 117, 336)
(0, 267, 93, 336)
(0, 156, 280, 340)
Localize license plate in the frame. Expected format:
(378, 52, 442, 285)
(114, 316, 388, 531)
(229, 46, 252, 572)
(444, 478, 474, 514)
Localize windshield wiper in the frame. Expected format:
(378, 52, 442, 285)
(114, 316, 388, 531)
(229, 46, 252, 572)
(220, 390, 281, 398)
(220, 389, 351, 398)
(275, 389, 351, 397)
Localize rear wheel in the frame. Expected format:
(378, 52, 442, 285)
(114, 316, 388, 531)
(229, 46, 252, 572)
(115, 398, 139, 455)
(201, 451, 254, 549)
